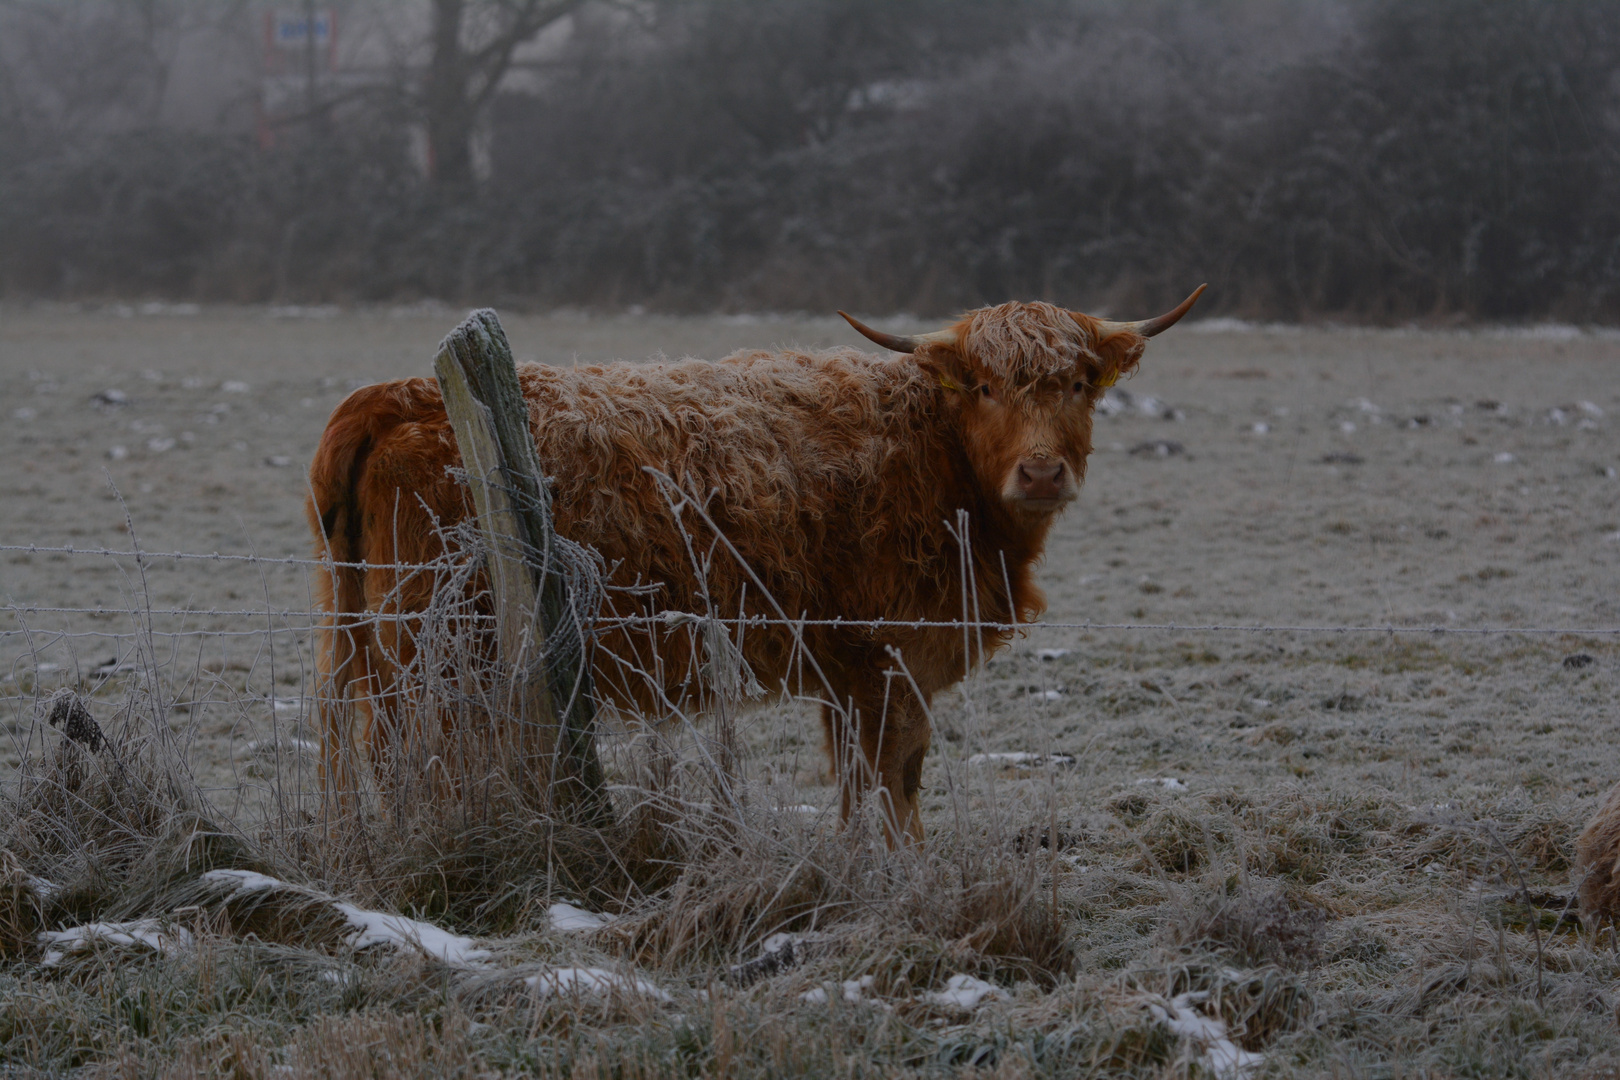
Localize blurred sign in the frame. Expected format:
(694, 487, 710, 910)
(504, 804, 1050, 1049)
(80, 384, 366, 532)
(271, 10, 333, 49)
(258, 8, 339, 148)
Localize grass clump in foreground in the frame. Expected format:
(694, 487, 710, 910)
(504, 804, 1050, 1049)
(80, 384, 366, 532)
(4, 633, 1620, 1077)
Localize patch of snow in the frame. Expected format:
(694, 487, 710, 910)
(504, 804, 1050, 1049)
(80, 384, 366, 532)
(39, 920, 193, 967)
(1030, 689, 1065, 701)
(1136, 777, 1188, 791)
(1035, 648, 1070, 661)
(13, 406, 37, 421)
(1494, 452, 1516, 464)
(200, 871, 492, 968)
(1339, 421, 1356, 434)
(221, 380, 251, 393)
(1250, 422, 1269, 435)
(761, 933, 802, 954)
(526, 966, 671, 1002)
(548, 902, 613, 933)
(1098, 388, 1180, 420)
(1250, 698, 1272, 708)
(332, 902, 492, 968)
(1147, 992, 1265, 1080)
(842, 975, 878, 1002)
(92, 388, 129, 406)
(1578, 401, 1604, 418)
(1489, 323, 1581, 341)
(967, 751, 1077, 767)
(924, 974, 1009, 1010)
(203, 868, 318, 898)
(801, 975, 891, 1009)
(147, 437, 176, 453)
(26, 875, 59, 900)
(264, 455, 294, 468)
(786, 805, 820, 813)
(1187, 317, 1256, 334)
(268, 305, 341, 319)
(140, 302, 200, 317)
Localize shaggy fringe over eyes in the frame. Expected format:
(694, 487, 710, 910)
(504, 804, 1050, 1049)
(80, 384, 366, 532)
(954, 302, 1092, 385)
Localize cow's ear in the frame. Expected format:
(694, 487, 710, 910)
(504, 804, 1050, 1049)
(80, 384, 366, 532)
(914, 345, 973, 396)
(1090, 327, 1146, 390)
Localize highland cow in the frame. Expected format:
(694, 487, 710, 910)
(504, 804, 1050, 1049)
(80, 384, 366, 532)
(306, 287, 1205, 842)
(1576, 779, 1620, 926)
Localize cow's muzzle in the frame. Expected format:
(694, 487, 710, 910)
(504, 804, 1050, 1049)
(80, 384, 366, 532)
(1010, 458, 1072, 509)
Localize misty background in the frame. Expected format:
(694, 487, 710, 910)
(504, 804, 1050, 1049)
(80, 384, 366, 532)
(1, 0, 1617, 321)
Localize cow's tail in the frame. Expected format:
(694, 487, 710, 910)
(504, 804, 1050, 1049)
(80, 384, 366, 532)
(305, 384, 398, 804)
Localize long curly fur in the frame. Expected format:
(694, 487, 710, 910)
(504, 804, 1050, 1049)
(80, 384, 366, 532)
(307, 301, 1155, 842)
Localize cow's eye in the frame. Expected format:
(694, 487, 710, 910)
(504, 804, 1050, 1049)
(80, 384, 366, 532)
(979, 384, 993, 398)
(1072, 380, 1086, 395)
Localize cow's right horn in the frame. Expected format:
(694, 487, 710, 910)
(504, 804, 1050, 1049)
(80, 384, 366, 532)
(1095, 283, 1208, 339)
(839, 311, 956, 353)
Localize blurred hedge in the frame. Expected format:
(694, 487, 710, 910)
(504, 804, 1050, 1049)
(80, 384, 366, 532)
(2, 0, 1617, 321)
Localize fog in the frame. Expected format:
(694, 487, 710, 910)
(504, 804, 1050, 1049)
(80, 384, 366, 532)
(2, 0, 1617, 321)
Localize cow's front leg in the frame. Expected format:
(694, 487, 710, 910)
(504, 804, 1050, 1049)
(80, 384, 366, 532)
(821, 684, 932, 846)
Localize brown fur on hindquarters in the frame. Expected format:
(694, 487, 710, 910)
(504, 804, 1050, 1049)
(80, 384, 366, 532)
(306, 291, 1204, 845)
(1575, 779, 1620, 926)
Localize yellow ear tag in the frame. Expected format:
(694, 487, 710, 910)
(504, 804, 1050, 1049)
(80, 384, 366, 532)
(1096, 371, 1119, 388)
(938, 375, 962, 391)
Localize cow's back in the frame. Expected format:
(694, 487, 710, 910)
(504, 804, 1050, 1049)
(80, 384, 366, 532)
(309, 347, 978, 711)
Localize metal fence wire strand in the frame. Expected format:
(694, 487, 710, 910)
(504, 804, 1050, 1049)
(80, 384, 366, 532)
(3, 541, 1619, 639)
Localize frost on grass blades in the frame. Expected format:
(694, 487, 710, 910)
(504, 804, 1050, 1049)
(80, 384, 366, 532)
(5, 391, 1620, 1076)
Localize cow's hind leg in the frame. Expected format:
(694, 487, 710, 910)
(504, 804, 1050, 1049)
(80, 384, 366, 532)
(315, 615, 374, 816)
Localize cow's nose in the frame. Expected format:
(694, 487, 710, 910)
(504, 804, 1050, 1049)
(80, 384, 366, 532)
(1016, 459, 1065, 500)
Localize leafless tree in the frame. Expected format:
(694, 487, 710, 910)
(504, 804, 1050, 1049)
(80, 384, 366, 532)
(415, 0, 586, 185)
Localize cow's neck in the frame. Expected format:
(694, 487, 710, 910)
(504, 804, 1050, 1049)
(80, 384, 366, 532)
(961, 497, 1049, 627)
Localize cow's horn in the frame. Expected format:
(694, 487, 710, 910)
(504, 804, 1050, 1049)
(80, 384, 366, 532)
(1096, 283, 1208, 338)
(838, 311, 955, 353)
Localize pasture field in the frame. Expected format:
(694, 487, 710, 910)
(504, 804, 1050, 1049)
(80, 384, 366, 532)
(2, 304, 1620, 1077)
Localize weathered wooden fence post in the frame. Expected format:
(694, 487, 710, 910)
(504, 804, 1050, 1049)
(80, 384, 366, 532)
(433, 310, 609, 824)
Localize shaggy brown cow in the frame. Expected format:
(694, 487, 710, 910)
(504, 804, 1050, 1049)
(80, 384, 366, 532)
(1575, 779, 1620, 927)
(307, 287, 1205, 842)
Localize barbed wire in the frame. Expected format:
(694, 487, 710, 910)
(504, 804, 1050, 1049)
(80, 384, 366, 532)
(3, 543, 1617, 639)
(3, 604, 1617, 638)
(0, 542, 447, 571)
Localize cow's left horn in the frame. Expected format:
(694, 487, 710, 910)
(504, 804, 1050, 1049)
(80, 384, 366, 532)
(1096, 283, 1208, 338)
(839, 311, 956, 353)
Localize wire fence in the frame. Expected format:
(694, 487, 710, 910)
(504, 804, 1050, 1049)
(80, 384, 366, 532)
(4, 538, 1614, 818)
(5, 542, 1619, 638)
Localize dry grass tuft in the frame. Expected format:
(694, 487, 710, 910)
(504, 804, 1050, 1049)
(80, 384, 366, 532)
(1135, 803, 1230, 875)
(1164, 884, 1327, 970)
(0, 847, 42, 958)
(8, 516, 1620, 1076)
